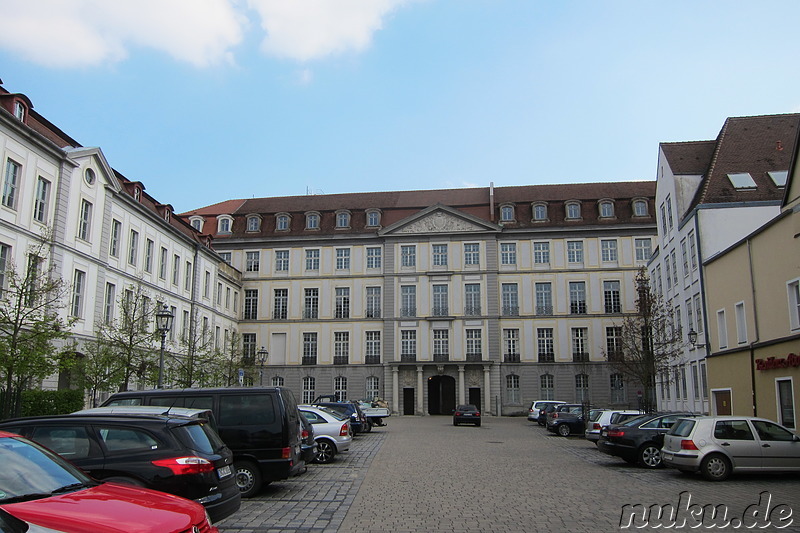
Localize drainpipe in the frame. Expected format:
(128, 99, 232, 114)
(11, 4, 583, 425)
(747, 239, 759, 417)
(489, 182, 495, 222)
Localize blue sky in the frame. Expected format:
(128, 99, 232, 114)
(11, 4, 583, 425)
(2, 1, 800, 214)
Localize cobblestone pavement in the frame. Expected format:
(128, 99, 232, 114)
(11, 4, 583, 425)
(218, 416, 800, 533)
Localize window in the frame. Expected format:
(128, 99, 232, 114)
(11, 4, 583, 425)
(717, 309, 727, 349)
(401, 245, 416, 267)
(273, 288, 288, 319)
(305, 213, 320, 229)
(246, 216, 260, 232)
(610, 374, 625, 403)
(735, 302, 747, 344)
(128, 230, 139, 266)
(501, 283, 519, 316)
(500, 204, 514, 222)
(366, 376, 380, 400)
(601, 239, 618, 262)
(599, 200, 614, 218)
(304, 288, 319, 319)
(660, 203, 667, 235)
(335, 287, 350, 319)
(218, 217, 231, 234)
(674, 368, 681, 400)
(366, 286, 381, 318)
(104, 283, 115, 324)
(691, 363, 700, 400)
(144, 238, 153, 272)
(0, 243, 8, 294)
(365, 331, 381, 363)
(567, 241, 584, 264)
(788, 280, 800, 331)
(272, 376, 285, 387)
(305, 249, 320, 271)
(335, 248, 350, 270)
(336, 211, 350, 228)
(303, 333, 318, 364)
(184, 261, 192, 291)
(33, 177, 50, 223)
(109, 220, 121, 257)
(606, 326, 622, 360)
(77, 200, 92, 241)
(466, 329, 481, 358)
(665, 255, 672, 289)
(689, 231, 698, 270)
(13, 101, 25, 121)
(246, 251, 260, 272)
(575, 374, 589, 402)
(218, 252, 231, 264)
(2, 159, 20, 208)
(540, 374, 554, 400)
(532, 203, 548, 221)
(768, 170, 789, 187)
(302, 376, 316, 404)
(535, 282, 552, 315)
(432, 244, 447, 266)
(244, 289, 258, 320)
(680, 365, 688, 399)
(635, 238, 651, 261)
(666, 195, 674, 229)
(686, 298, 694, 338)
(242, 333, 256, 362)
(432, 284, 448, 316)
(674, 306, 682, 338)
(401, 330, 416, 361)
(776, 379, 795, 428)
(681, 240, 689, 276)
(159, 247, 168, 280)
(275, 250, 289, 271)
(216, 282, 222, 305)
(633, 199, 648, 217)
(503, 329, 519, 362)
(533, 242, 550, 264)
(569, 281, 587, 314)
(500, 243, 516, 265)
(671, 250, 679, 284)
(334, 377, 348, 401)
(401, 285, 416, 317)
(572, 328, 589, 361)
(276, 214, 290, 231)
(464, 243, 480, 266)
(366, 247, 382, 269)
(506, 375, 521, 404)
(700, 362, 708, 400)
(71, 269, 86, 318)
(603, 280, 621, 313)
(727, 172, 757, 189)
(367, 210, 380, 227)
(225, 287, 230, 308)
(191, 219, 201, 231)
(464, 283, 481, 316)
(172, 254, 180, 285)
(433, 330, 449, 361)
(537, 329, 554, 362)
(334, 332, 349, 365)
(566, 202, 581, 219)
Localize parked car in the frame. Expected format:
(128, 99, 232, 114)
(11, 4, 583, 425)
(545, 403, 584, 430)
(453, 404, 481, 426)
(661, 416, 800, 481)
(597, 412, 696, 468)
(585, 409, 642, 443)
(299, 412, 318, 466)
(528, 400, 565, 425)
(546, 405, 585, 436)
(311, 397, 370, 434)
(102, 386, 305, 498)
(0, 430, 218, 533)
(355, 400, 390, 427)
(298, 405, 352, 464)
(0, 411, 240, 523)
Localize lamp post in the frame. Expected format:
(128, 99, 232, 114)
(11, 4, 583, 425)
(155, 304, 175, 389)
(687, 328, 705, 349)
(257, 346, 269, 386)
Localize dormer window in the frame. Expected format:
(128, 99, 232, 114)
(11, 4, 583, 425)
(336, 211, 351, 229)
(218, 216, 233, 234)
(246, 215, 261, 232)
(164, 210, 170, 223)
(305, 212, 320, 230)
(276, 213, 290, 231)
(366, 210, 381, 227)
(500, 204, 515, 222)
(599, 200, 615, 218)
(632, 199, 649, 217)
(84, 168, 96, 185)
(13, 101, 25, 121)
(532, 202, 548, 222)
(727, 172, 756, 189)
(190, 217, 203, 232)
(565, 201, 581, 220)
(768, 171, 788, 187)
(133, 187, 141, 202)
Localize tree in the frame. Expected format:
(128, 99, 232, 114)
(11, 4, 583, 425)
(604, 268, 684, 412)
(171, 319, 248, 388)
(0, 235, 74, 419)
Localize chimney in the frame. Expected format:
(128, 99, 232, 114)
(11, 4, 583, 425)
(489, 182, 495, 222)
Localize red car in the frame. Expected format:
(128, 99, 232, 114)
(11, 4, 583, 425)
(0, 431, 218, 533)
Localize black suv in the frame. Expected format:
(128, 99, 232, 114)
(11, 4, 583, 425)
(312, 397, 370, 434)
(0, 412, 241, 523)
(597, 412, 697, 468)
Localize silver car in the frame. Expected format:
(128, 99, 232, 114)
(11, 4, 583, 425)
(584, 409, 642, 443)
(299, 405, 352, 464)
(661, 416, 800, 481)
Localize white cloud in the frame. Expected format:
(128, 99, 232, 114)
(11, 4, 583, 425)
(0, 0, 244, 68)
(246, 0, 413, 61)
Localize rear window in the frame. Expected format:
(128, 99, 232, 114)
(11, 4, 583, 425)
(621, 414, 651, 427)
(106, 398, 142, 406)
(174, 423, 226, 455)
(589, 410, 605, 422)
(317, 406, 347, 420)
(667, 419, 696, 437)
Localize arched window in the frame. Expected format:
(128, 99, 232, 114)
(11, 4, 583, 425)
(540, 374, 554, 400)
(366, 210, 381, 227)
(191, 218, 202, 231)
(506, 374, 520, 404)
(247, 216, 261, 232)
(276, 214, 290, 231)
(218, 216, 232, 234)
(366, 376, 380, 400)
(633, 199, 649, 217)
(500, 204, 515, 222)
(305, 212, 320, 230)
(272, 376, 284, 387)
(302, 376, 316, 404)
(565, 202, 581, 220)
(532, 203, 548, 221)
(336, 211, 350, 228)
(334, 376, 348, 401)
(599, 200, 615, 218)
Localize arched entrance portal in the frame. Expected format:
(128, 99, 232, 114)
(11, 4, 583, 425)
(427, 375, 456, 415)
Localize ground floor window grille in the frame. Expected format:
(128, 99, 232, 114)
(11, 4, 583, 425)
(540, 374, 554, 400)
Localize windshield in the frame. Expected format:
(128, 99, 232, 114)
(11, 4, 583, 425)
(0, 436, 90, 503)
(316, 406, 347, 421)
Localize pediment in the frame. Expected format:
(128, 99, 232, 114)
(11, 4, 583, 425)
(379, 204, 501, 236)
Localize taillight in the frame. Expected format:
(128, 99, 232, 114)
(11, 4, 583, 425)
(455, 411, 462, 416)
(593, 423, 601, 430)
(681, 439, 699, 450)
(608, 429, 625, 438)
(151, 456, 214, 475)
(281, 447, 291, 459)
(552, 413, 559, 419)
(301, 429, 309, 439)
(340, 423, 349, 437)
(475, 411, 480, 416)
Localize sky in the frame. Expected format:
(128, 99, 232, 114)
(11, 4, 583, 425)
(2, 1, 800, 214)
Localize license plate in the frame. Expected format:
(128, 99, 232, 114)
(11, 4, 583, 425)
(462, 414, 472, 417)
(601, 430, 607, 436)
(662, 451, 673, 460)
(217, 465, 232, 479)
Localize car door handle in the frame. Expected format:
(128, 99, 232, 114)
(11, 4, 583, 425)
(721, 442, 730, 446)
(762, 444, 771, 448)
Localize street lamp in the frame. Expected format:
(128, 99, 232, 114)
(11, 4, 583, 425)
(257, 346, 269, 386)
(687, 328, 705, 349)
(155, 304, 175, 389)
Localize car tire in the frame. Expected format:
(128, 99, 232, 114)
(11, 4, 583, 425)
(557, 424, 571, 437)
(103, 476, 145, 487)
(638, 443, 662, 468)
(364, 421, 373, 433)
(234, 460, 262, 498)
(475, 421, 481, 427)
(700, 454, 731, 481)
(315, 440, 336, 464)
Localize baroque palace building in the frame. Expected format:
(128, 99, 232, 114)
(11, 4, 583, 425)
(183, 183, 657, 415)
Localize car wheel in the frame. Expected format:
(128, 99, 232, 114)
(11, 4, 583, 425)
(234, 460, 262, 498)
(102, 476, 145, 487)
(475, 421, 481, 427)
(638, 444, 662, 468)
(557, 424, 571, 437)
(700, 454, 731, 481)
(315, 440, 336, 464)
(364, 421, 373, 433)
(538, 421, 545, 426)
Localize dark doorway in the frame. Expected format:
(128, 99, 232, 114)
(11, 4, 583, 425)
(403, 388, 415, 415)
(428, 375, 456, 415)
(468, 387, 482, 411)
(713, 390, 732, 416)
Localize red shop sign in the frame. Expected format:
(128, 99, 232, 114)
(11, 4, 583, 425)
(755, 353, 800, 371)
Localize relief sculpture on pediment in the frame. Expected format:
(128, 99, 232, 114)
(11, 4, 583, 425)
(396, 212, 481, 234)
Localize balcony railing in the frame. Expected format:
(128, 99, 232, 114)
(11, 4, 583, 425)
(333, 356, 349, 365)
(573, 352, 589, 362)
(433, 353, 449, 362)
(538, 352, 555, 363)
(365, 309, 381, 318)
(401, 307, 417, 317)
(570, 302, 587, 314)
(302, 356, 317, 365)
(400, 354, 417, 362)
(604, 304, 622, 314)
(273, 311, 287, 320)
(535, 305, 553, 316)
(464, 305, 481, 316)
(431, 305, 449, 317)
(334, 308, 350, 319)
(303, 309, 319, 319)
(466, 352, 482, 362)
(502, 305, 519, 317)
(504, 353, 520, 363)
(364, 355, 381, 364)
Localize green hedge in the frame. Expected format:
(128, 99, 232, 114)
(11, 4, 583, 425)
(19, 389, 85, 417)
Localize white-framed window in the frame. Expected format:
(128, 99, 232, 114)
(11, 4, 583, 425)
(500, 204, 514, 222)
(401, 245, 416, 267)
(128, 230, 139, 266)
(242, 333, 256, 360)
(433, 329, 449, 359)
(247, 216, 260, 232)
(606, 326, 622, 360)
(572, 328, 589, 361)
(735, 302, 747, 344)
(537, 329, 554, 362)
(33, 177, 51, 223)
(2, 159, 20, 209)
(503, 329, 519, 361)
(77, 200, 92, 241)
(401, 330, 417, 360)
(366, 286, 381, 318)
(501, 283, 519, 316)
(788, 279, 800, 331)
(366, 247, 382, 269)
(681, 239, 689, 276)
(660, 203, 668, 236)
(103, 282, 115, 324)
(336, 211, 350, 228)
(633, 199, 648, 217)
(401, 285, 416, 317)
(500, 242, 516, 265)
(599, 200, 614, 218)
(275, 250, 290, 271)
(304, 288, 319, 319)
(569, 281, 586, 314)
(71, 269, 86, 318)
(110, 219, 122, 257)
(601, 239, 618, 262)
(305, 212, 320, 229)
(717, 309, 728, 350)
(692, 363, 700, 400)
(777, 378, 795, 428)
(366, 376, 380, 401)
(610, 374, 625, 403)
(246, 251, 260, 272)
(365, 331, 381, 362)
(671, 250, 679, 284)
(533, 241, 550, 264)
(273, 288, 288, 319)
(334, 376, 348, 402)
(13, 101, 25, 121)
(366, 210, 381, 227)
(603, 280, 621, 313)
(335, 287, 350, 319)
(144, 239, 154, 272)
(689, 231, 698, 269)
(532, 203, 548, 221)
(184, 261, 192, 291)
(432, 244, 448, 266)
(305, 249, 320, 271)
(272, 376, 285, 387)
(540, 374, 554, 400)
(159, 247, 168, 280)
(566, 202, 581, 220)
(172, 254, 180, 285)
(666, 195, 674, 229)
(464, 283, 481, 316)
(466, 329, 481, 358)
(276, 214, 290, 231)
(218, 217, 232, 234)
(464, 243, 480, 266)
(204, 271, 210, 298)
(244, 289, 258, 320)
(635, 238, 652, 262)
(432, 284, 448, 316)
(335, 248, 351, 270)
(567, 240, 583, 263)
(191, 218, 202, 231)
(218, 252, 231, 264)
(535, 282, 552, 315)
(506, 374, 521, 404)
(575, 374, 589, 402)
(694, 294, 703, 333)
(302, 376, 316, 404)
